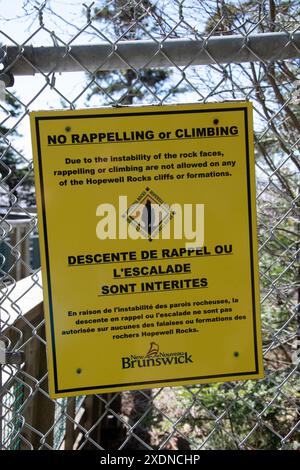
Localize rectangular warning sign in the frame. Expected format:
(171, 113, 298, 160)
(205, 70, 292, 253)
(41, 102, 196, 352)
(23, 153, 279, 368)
(30, 102, 264, 398)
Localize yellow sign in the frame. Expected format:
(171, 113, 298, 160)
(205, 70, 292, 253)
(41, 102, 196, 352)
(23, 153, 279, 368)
(30, 102, 263, 398)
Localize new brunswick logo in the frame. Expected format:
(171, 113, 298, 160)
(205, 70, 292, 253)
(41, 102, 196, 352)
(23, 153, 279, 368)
(146, 342, 159, 357)
(121, 343, 193, 369)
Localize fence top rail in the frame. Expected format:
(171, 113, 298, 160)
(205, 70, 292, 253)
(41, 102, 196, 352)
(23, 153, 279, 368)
(3, 32, 300, 76)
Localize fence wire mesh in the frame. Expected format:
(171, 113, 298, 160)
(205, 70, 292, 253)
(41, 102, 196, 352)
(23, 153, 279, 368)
(0, 0, 299, 450)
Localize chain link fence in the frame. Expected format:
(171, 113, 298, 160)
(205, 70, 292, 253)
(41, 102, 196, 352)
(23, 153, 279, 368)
(0, 0, 299, 450)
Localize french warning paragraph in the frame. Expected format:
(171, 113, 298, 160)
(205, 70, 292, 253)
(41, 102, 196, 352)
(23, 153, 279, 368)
(62, 297, 246, 340)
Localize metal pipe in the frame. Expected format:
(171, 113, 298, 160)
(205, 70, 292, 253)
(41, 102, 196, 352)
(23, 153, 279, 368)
(4, 32, 300, 76)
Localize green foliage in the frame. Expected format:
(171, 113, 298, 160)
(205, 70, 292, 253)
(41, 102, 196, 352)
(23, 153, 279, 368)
(87, 0, 178, 105)
(0, 93, 35, 206)
(172, 379, 299, 449)
(204, 0, 300, 36)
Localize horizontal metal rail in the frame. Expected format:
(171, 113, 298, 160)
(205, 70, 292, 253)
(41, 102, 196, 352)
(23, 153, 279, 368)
(4, 32, 300, 76)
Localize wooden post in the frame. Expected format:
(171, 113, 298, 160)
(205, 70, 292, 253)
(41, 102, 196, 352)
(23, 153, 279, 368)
(21, 225, 31, 280)
(64, 397, 76, 450)
(19, 315, 55, 449)
(4, 299, 55, 450)
(79, 395, 104, 449)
